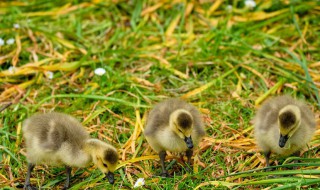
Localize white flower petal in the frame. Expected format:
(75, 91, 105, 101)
(226, 5, 232, 12)
(45, 71, 54, 79)
(13, 23, 20, 29)
(6, 38, 15, 45)
(133, 178, 145, 188)
(94, 68, 106, 76)
(245, 0, 256, 9)
(0, 38, 4, 46)
(8, 66, 17, 74)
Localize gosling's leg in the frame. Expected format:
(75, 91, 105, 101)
(185, 149, 193, 172)
(180, 153, 184, 162)
(186, 149, 193, 165)
(264, 151, 271, 168)
(24, 163, 37, 190)
(159, 151, 168, 177)
(292, 151, 301, 169)
(292, 151, 300, 162)
(63, 166, 72, 190)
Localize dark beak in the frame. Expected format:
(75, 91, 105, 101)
(184, 136, 193, 149)
(105, 172, 114, 184)
(279, 134, 289, 148)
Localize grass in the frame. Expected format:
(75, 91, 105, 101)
(0, 0, 320, 189)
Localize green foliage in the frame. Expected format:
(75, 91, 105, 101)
(0, 0, 319, 189)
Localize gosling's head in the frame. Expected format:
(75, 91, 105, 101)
(86, 139, 119, 184)
(278, 105, 301, 148)
(170, 109, 194, 149)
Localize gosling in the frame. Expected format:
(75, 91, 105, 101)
(254, 95, 316, 167)
(22, 112, 119, 190)
(144, 98, 205, 177)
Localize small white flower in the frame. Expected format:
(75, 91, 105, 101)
(226, 5, 232, 12)
(6, 38, 15, 45)
(45, 71, 54, 79)
(94, 68, 106, 76)
(13, 23, 20, 29)
(133, 178, 145, 188)
(8, 66, 17, 74)
(0, 38, 4, 46)
(245, 0, 256, 9)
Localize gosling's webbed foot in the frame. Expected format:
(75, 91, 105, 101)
(263, 166, 277, 179)
(160, 172, 170, 178)
(184, 164, 193, 173)
(24, 184, 38, 190)
(267, 174, 278, 179)
(264, 166, 273, 172)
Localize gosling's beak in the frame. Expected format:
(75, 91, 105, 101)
(184, 136, 193, 149)
(279, 134, 289, 148)
(105, 172, 114, 184)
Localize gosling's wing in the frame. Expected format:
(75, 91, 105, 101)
(55, 113, 89, 149)
(187, 103, 205, 137)
(23, 112, 88, 152)
(144, 98, 187, 136)
(145, 98, 190, 135)
(23, 113, 63, 152)
(298, 101, 316, 130)
(254, 100, 279, 131)
(144, 101, 171, 136)
(168, 98, 205, 136)
(254, 96, 295, 131)
(144, 98, 206, 136)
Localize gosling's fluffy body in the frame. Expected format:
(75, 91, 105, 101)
(23, 112, 119, 188)
(23, 113, 91, 167)
(144, 98, 205, 153)
(254, 95, 316, 164)
(144, 98, 205, 176)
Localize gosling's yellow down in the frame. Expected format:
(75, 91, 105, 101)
(254, 95, 316, 167)
(22, 112, 119, 189)
(144, 98, 205, 176)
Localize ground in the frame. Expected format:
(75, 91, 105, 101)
(0, 0, 320, 189)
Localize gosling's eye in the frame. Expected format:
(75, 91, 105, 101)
(103, 163, 108, 167)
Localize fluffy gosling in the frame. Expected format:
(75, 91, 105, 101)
(254, 95, 316, 167)
(22, 112, 119, 190)
(144, 98, 205, 176)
